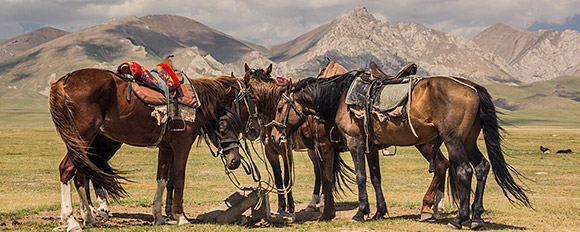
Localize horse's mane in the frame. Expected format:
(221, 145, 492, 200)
(249, 69, 276, 83)
(189, 75, 239, 119)
(292, 72, 359, 122)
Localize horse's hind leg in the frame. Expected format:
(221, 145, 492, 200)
(59, 156, 81, 232)
(73, 173, 97, 226)
(415, 140, 449, 221)
(88, 133, 122, 219)
(466, 140, 490, 230)
(306, 149, 322, 212)
(443, 137, 473, 229)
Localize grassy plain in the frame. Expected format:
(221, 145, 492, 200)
(1, 96, 580, 231)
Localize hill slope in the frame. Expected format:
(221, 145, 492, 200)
(0, 27, 69, 63)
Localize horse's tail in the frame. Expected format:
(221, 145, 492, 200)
(447, 162, 461, 206)
(475, 84, 532, 208)
(332, 151, 355, 197)
(49, 77, 128, 200)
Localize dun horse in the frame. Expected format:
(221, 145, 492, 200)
(243, 63, 448, 221)
(49, 59, 258, 231)
(270, 70, 531, 229)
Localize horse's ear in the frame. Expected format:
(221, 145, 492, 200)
(286, 78, 292, 92)
(163, 55, 174, 69)
(265, 64, 272, 76)
(244, 63, 251, 73)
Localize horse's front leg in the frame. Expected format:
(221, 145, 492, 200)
(282, 149, 295, 215)
(347, 138, 370, 222)
(165, 160, 175, 220)
(170, 138, 194, 225)
(306, 149, 322, 212)
(265, 148, 286, 214)
(319, 149, 337, 221)
(366, 149, 387, 220)
(415, 141, 449, 221)
(152, 146, 172, 225)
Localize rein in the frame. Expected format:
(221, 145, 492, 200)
(264, 92, 307, 143)
(203, 81, 265, 192)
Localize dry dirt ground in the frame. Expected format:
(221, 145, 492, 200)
(2, 201, 442, 230)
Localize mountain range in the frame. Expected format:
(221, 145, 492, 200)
(1, 6, 580, 113)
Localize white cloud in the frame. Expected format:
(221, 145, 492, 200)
(1, 0, 580, 43)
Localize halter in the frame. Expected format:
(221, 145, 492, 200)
(265, 92, 307, 143)
(235, 81, 261, 140)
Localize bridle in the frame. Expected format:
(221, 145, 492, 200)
(264, 91, 307, 144)
(234, 80, 261, 141)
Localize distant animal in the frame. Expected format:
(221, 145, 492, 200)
(556, 149, 573, 154)
(540, 146, 551, 153)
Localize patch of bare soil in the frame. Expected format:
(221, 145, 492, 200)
(10, 201, 434, 229)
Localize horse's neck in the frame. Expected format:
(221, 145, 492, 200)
(256, 85, 283, 122)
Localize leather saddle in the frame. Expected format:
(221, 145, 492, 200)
(117, 56, 199, 109)
(345, 62, 418, 112)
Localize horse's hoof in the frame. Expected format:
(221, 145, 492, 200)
(371, 213, 385, 221)
(304, 205, 318, 212)
(351, 211, 367, 222)
(447, 221, 462, 229)
(83, 219, 97, 226)
(177, 216, 190, 225)
(66, 225, 82, 232)
(419, 213, 434, 222)
(96, 210, 109, 219)
(471, 220, 484, 230)
(318, 213, 336, 222)
(153, 219, 166, 226)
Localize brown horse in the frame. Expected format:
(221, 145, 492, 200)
(81, 105, 258, 222)
(244, 64, 448, 221)
(242, 64, 356, 221)
(49, 65, 256, 231)
(270, 71, 532, 229)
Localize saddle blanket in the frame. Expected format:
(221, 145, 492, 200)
(345, 75, 415, 112)
(117, 62, 181, 92)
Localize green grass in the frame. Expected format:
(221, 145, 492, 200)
(1, 88, 580, 231)
(1, 127, 580, 231)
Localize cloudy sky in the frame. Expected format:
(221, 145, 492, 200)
(2, 0, 580, 45)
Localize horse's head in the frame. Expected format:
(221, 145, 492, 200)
(230, 72, 261, 141)
(269, 79, 309, 146)
(242, 63, 275, 101)
(242, 63, 290, 121)
(204, 108, 243, 170)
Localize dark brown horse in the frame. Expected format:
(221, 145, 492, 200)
(270, 71, 532, 229)
(242, 64, 356, 221)
(242, 64, 448, 221)
(50, 65, 255, 230)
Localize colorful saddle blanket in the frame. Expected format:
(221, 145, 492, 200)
(116, 62, 180, 92)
